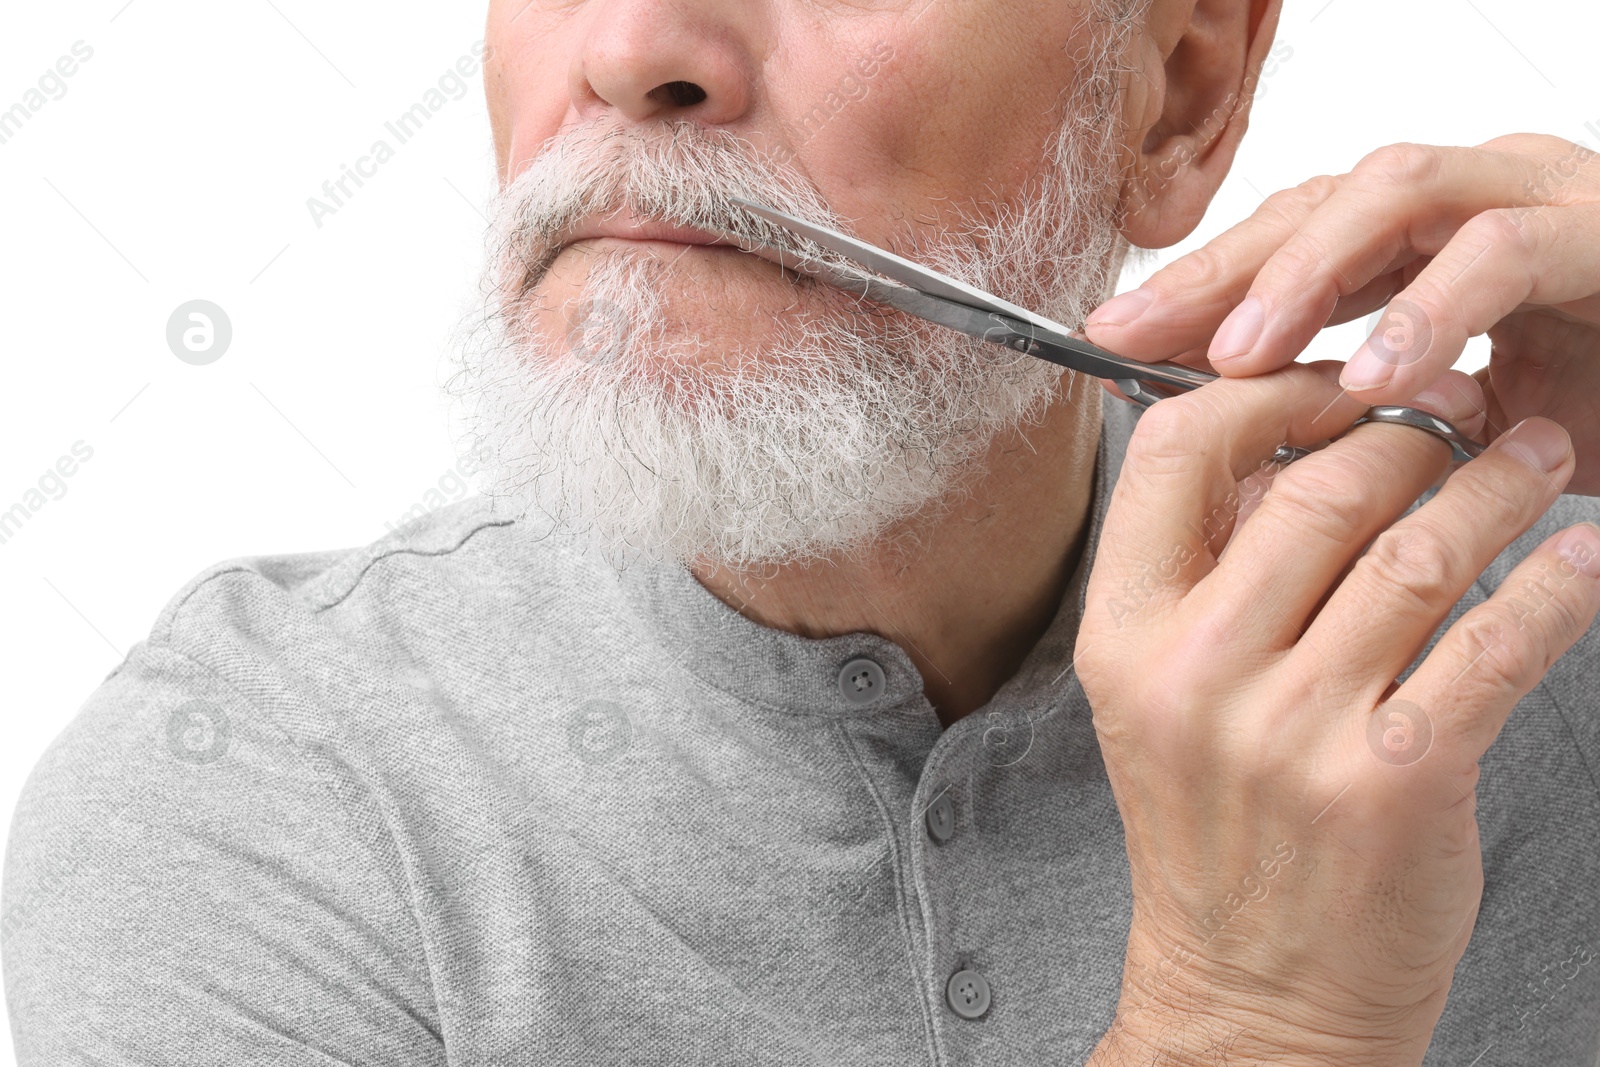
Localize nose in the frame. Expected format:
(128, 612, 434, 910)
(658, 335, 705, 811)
(571, 0, 755, 125)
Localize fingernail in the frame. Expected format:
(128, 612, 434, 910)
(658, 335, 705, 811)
(1405, 383, 1481, 426)
(1340, 341, 1393, 391)
(1087, 288, 1154, 327)
(1555, 523, 1600, 579)
(1498, 418, 1571, 473)
(1208, 296, 1264, 362)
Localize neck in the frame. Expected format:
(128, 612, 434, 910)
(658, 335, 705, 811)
(690, 377, 1103, 728)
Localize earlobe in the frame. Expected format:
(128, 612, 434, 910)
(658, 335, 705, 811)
(1117, 0, 1284, 249)
(1122, 128, 1222, 247)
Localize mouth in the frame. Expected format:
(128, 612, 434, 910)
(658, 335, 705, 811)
(558, 207, 742, 255)
(545, 204, 819, 288)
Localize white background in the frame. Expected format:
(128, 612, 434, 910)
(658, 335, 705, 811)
(0, 0, 1593, 1057)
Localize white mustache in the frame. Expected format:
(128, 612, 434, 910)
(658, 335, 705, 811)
(491, 120, 855, 295)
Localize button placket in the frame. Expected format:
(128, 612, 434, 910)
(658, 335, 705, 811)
(920, 736, 1004, 1029)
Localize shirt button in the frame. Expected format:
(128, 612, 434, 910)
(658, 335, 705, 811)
(837, 657, 886, 706)
(925, 792, 954, 843)
(945, 968, 991, 1020)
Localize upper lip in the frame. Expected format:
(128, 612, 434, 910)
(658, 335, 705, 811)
(560, 206, 738, 250)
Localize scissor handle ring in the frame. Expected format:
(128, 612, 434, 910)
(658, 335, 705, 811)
(1114, 381, 1484, 466)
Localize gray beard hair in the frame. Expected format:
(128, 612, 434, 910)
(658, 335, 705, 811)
(445, 69, 1127, 573)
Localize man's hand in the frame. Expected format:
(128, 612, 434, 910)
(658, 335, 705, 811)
(1075, 364, 1600, 1066)
(1085, 135, 1600, 494)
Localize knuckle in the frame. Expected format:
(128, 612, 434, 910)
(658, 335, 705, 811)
(1353, 142, 1443, 189)
(1262, 459, 1371, 547)
(1481, 131, 1586, 159)
(1455, 602, 1547, 695)
(1459, 207, 1543, 259)
(1478, 131, 1555, 154)
(1127, 396, 1218, 469)
(1163, 245, 1230, 291)
(1499, 556, 1590, 644)
(1356, 518, 1461, 617)
(1451, 461, 1538, 529)
(1262, 239, 1334, 288)
(1266, 174, 1340, 215)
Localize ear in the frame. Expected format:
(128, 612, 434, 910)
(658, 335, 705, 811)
(1115, 0, 1283, 249)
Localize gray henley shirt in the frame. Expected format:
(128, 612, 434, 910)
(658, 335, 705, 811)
(5, 399, 1599, 1066)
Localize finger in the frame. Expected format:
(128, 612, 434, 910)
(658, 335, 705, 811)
(1401, 368, 1489, 444)
(1090, 363, 1368, 632)
(1192, 374, 1488, 651)
(1292, 417, 1576, 695)
(1203, 144, 1574, 374)
(1084, 176, 1341, 361)
(1248, 370, 1491, 627)
(1101, 378, 1134, 404)
(1220, 362, 1366, 536)
(1321, 264, 1415, 329)
(1340, 203, 1600, 398)
(1396, 520, 1600, 764)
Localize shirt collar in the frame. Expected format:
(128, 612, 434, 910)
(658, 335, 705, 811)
(615, 396, 1138, 721)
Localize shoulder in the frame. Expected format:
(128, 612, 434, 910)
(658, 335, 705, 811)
(151, 491, 517, 636)
(0, 494, 590, 1063)
(139, 492, 610, 688)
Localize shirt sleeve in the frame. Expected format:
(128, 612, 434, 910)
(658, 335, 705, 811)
(1, 641, 445, 1066)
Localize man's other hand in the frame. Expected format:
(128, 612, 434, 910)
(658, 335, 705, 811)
(1076, 363, 1600, 1066)
(1087, 135, 1600, 495)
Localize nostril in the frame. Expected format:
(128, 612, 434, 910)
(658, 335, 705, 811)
(659, 80, 707, 107)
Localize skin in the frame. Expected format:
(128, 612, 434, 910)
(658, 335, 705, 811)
(484, 0, 1281, 725)
(485, 0, 1143, 725)
(485, 0, 1600, 1062)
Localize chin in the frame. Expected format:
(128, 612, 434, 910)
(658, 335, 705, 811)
(532, 244, 845, 382)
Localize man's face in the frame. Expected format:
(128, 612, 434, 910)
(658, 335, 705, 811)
(449, 0, 1132, 568)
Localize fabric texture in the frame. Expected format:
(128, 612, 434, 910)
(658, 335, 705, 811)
(4, 398, 1599, 1066)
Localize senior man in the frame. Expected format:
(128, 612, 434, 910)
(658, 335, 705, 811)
(6, 0, 1600, 1064)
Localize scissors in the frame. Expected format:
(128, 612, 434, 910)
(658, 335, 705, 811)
(718, 195, 1484, 467)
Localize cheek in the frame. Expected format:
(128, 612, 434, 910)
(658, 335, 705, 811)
(787, 12, 1082, 227)
(485, 11, 585, 178)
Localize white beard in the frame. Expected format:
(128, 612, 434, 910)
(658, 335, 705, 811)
(446, 94, 1126, 572)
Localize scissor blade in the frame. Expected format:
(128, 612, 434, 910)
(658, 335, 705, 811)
(716, 198, 1176, 381)
(730, 196, 1090, 340)
(707, 211, 991, 333)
